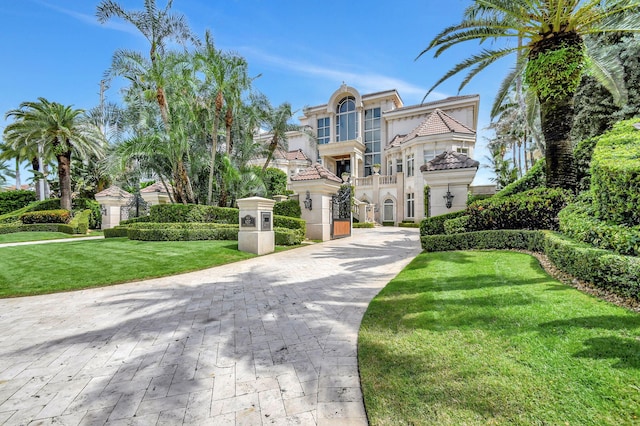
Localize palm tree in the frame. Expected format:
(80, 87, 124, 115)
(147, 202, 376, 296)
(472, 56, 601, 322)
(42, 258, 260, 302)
(258, 100, 296, 171)
(4, 98, 105, 210)
(97, 0, 198, 126)
(418, 0, 640, 189)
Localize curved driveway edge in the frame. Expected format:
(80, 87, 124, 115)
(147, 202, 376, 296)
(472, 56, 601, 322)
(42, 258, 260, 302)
(0, 227, 421, 425)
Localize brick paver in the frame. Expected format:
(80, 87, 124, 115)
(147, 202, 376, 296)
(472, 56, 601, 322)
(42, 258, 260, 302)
(0, 227, 421, 425)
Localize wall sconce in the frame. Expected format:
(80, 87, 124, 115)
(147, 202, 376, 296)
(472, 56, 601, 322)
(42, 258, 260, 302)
(304, 190, 312, 210)
(443, 184, 455, 209)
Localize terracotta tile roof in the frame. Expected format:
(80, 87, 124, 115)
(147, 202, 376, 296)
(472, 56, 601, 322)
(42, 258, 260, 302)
(273, 148, 310, 162)
(140, 181, 173, 193)
(420, 150, 480, 172)
(290, 163, 343, 183)
(389, 109, 475, 148)
(95, 185, 133, 198)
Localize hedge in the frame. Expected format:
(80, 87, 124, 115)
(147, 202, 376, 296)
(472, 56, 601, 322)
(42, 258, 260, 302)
(20, 209, 71, 225)
(128, 226, 239, 242)
(591, 119, 640, 226)
(73, 198, 101, 229)
(559, 196, 640, 256)
(0, 198, 61, 223)
(148, 204, 239, 224)
(495, 159, 546, 197)
(68, 209, 91, 235)
(0, 223, 76, 235)
(420, 210, 467, 236)
(443, 215, 470, 234)
(274, 227, 305, 245)
(0, 190, 36, 215)
(103, 227, 129, 238)
(273, 215, 305, 232)
(273, 199, 301, 218)
(399, 222, 421, 228)
(466, 187, 572, 232)
(353, 222, 375, 229)
(421, 229, 640, 300)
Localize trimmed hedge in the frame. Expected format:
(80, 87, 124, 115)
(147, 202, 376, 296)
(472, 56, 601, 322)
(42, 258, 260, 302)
(420, 210, 467, 236)
(274, 199, 301, 218)
(421, 229, 640, 300)
(148, 204, 238, 224)
(591, 119, 640, 226)
(273, 215, 305, 232)
(73, 198, 101, 229)
(0, 198, 61, 223)
(0, 190, 36, 215)
(399, 222, 421, 228)
(128, 225, 239, 242)
(0, 223, 75, 235)
(68, 209, 91, 235)
(353, 222, 375, 229)
(559, 195, 640, 256)
(20, 209, 71, 225)
(495, 159, 546, 197)
(103, 227, 129, 238)
(119, 215, 153, 225)
(444, 215, 470, 234)
(466, 187, 572, 232)
(274, 227, 305, 245)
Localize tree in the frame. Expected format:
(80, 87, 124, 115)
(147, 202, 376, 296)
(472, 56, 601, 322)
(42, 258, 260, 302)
(258, 100, 296, 171)
(3, 98, 105, 210)
(419, 0, 640, 190)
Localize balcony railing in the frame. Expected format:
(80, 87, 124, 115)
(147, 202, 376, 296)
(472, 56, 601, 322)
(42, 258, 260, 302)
(353, 175, 397, 187)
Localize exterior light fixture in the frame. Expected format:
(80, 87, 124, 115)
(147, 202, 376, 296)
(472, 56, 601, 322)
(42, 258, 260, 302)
(443, 184, 455, 209)
(304, 190, 312, 210)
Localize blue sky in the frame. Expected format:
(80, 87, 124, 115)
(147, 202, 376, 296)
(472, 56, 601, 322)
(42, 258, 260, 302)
(0, 0, 513, 185)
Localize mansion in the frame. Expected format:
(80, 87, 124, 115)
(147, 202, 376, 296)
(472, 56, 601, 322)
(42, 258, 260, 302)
(255, 84, 491, 224)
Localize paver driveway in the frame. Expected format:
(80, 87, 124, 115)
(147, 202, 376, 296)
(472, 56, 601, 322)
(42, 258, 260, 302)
(0, 227, 421, 425)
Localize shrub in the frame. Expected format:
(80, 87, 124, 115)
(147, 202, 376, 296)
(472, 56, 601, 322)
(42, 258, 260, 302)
(127, 223, 240, 241)
(119, 215, 153, 225)
(591, 119, 640, 226)
(0, 190, 36, 215)
(149, 204, 239, 224)
(496, 159, 546, 197)
(399, 222, 421, 228)
(420, 210, 467, 236)
(73, 198, 101, 229)
(574, 136, 598, 192)
(273, 215, 305, 232)
(68, 209, 91, 234)
(466, 187, 572, 232)
(0, 198, 61, 224)
(353, 222, 375, 229)
(559, 194, 640, 256)
(104, 227, 129, 238)
(0, 223, 66, 234)
(421, 229, 640, 300)
(274, 227, 304, 245)
(20, 209, 71, 225)
(274, 199, 301, 218)
(444, 215, 470, 234)
(382, 221, 395, 226)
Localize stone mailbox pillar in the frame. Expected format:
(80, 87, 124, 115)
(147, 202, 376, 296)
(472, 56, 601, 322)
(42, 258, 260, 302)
(237, 196, 275, 255)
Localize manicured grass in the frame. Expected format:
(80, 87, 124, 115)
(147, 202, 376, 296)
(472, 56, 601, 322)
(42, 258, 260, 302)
(0, 238, 256, 297)
(359, 250, 640, 425)
(0, 231, 82, 243)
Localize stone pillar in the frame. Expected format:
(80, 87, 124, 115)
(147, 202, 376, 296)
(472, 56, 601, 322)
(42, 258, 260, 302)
(95, 186, 133, 229)
(237, 197, 275, 255)
(422, 169, 477, 217)
(290, 180, 342, 242)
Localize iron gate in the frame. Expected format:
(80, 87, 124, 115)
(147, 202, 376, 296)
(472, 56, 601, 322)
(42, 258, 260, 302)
(120, 192, 149, 221)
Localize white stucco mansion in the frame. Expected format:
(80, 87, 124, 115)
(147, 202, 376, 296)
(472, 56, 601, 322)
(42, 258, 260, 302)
(255, 84, 492, 224)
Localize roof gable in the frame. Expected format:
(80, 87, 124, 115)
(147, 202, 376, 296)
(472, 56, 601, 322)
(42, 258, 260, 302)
(389, 109, 475, 148)
(420, 150, 479, 172)
(290, 163, 343, 183)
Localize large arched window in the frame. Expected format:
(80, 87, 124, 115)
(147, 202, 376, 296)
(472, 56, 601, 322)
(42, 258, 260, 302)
(336, 96, 358, 142)
(383, 198, 395, 222)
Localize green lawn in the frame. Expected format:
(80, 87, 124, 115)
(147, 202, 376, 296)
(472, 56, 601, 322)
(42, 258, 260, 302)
(359, 250, 640, 425)
(0, 230, 104, 244)
(0, 238, 256, 297)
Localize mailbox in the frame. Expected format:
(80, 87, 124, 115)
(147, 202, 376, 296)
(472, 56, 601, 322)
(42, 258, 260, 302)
(261, 212, 271, 231)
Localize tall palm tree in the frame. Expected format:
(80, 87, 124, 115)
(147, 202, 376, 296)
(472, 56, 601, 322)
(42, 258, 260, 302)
(4, 98, 105, 210)
(97, 0, 198, 126)
(419, 0, 640, 189)
(259, 100, 296, 171)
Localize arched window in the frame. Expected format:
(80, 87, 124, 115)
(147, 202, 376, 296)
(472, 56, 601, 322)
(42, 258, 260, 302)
(383, 199, 394, 222)
(336, 96, 358, 142)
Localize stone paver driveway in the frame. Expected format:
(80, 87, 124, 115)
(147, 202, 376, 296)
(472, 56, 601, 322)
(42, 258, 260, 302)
(0, 227, 421, 425)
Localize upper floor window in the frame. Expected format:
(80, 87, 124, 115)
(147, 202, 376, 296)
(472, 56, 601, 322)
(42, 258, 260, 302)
(396, 158, 403, 173)
(336, 97, 358, 142)
(456, 147, 469, 155)
(406, 153, 415, 177)
(423, 148, 436, 164)
(317, 117, 330, 145)
(364, 107, 381, 175)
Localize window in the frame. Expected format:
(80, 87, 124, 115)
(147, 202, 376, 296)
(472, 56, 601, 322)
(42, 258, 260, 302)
(336, 97, 358, 142)
(406, 193, 415, 218)
(364, 107, 381, 175)
(456, 147, 469, 155)
(406, 153, 414, 177)
(383, 199, 394, 222)
(317, 117, 330, 145)
(396, 158, 403, 173)
(387, 159, 393, 175)
(423, 148, 435, 164)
